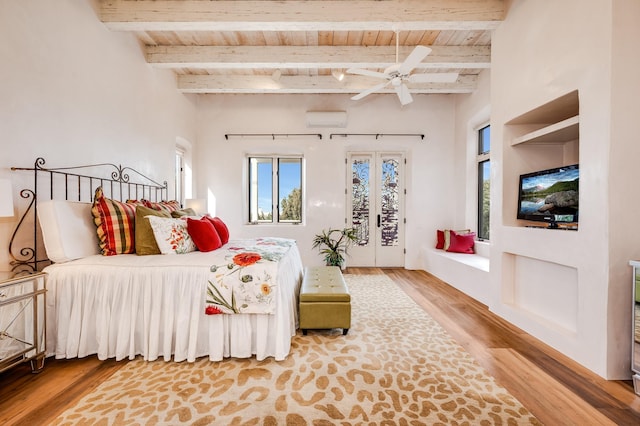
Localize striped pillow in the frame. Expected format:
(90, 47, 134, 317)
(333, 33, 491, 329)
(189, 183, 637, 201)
(92, 187, 136, 255)
(147, 200, 181, 213)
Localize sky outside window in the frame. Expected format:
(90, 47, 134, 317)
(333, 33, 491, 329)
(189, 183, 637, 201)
(278, 159, 301, 202)
(252, 157, 302, 222)
(256, 161, 272, 215)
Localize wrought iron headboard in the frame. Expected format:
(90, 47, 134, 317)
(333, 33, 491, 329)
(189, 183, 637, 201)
(9, 157, 168, 274)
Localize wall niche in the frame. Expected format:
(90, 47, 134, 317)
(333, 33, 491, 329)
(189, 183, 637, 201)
(503, 90, 580, 228)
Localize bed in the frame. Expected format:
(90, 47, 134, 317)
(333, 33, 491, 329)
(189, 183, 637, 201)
(9, 158, 303, 362)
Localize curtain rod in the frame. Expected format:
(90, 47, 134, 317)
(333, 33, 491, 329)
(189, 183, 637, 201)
(224, 133, 322, 140)
(329, 133, 425, 140)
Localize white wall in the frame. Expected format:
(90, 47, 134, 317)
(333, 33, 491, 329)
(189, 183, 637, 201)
(608, 0, 640, 376)
(454, 70, 491, 231)
(195, 93, 457, 268)
(490, 0, 639, 379)
(0, 0, 197, 271)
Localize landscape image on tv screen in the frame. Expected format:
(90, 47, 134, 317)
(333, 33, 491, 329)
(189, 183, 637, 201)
(517, 164, 579, 224)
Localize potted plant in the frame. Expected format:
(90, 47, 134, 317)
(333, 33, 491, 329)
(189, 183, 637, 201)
(312, 227, 357, 268)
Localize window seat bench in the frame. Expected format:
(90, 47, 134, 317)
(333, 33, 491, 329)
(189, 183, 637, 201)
(421, 242, 490, 305)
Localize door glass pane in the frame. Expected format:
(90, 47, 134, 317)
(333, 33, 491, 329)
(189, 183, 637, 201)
(351, 158, 370, 246)
(278, 158, 302, 223)
(380, 158, 399, 246)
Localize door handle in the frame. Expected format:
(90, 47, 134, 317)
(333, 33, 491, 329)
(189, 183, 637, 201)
(377, 214, 381, 228)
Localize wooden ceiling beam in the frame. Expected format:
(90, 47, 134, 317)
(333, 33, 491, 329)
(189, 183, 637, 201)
(146, 45, 491, 69)
(100, 0, 505, 32)
(177, 74, 477, 94)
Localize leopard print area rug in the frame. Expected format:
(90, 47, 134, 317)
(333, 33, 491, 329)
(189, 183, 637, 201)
(52, 274, 541, 425)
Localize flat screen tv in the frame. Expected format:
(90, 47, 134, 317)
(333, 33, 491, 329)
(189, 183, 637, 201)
(517, 164, 579, 227)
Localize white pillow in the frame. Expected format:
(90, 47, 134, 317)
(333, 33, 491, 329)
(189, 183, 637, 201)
(37, 200, 100, 263)
(146, 215, 196, 254)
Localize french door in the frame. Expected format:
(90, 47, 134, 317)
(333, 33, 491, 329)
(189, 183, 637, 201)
(347, 152, 405, 267)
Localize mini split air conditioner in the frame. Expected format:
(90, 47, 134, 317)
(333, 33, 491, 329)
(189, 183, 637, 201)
(305, 111, 347, 128)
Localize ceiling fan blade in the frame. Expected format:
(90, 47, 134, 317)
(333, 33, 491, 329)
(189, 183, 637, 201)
(409, 72, 460, 83)
(396, 83, 413, 105)
(346, 68, 389, 79)
(398, 45, 432, 75)
(351, 80, 392, 101)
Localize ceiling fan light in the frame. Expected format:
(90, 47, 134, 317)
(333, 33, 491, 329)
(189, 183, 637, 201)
(331, 69, 345, 81)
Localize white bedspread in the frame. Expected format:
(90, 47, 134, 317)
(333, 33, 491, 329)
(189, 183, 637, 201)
(43, 239, 303, 362)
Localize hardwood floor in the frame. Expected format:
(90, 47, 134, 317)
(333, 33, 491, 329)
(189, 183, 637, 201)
(1, 268, 639, 425)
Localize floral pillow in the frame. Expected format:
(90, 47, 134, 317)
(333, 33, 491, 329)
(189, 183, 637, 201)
(146, 216, 196, 254)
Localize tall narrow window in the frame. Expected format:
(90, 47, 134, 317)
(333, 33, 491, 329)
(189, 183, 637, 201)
(477, 125, 490, 240)
(248, 156, 303, 224)
(175, 148, 185, 205)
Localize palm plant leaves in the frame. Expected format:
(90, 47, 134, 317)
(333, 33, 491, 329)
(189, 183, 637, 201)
(312, 228, 357, 266)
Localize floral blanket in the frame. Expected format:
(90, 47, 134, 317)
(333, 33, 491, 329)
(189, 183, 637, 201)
(204, 237, 296, 315)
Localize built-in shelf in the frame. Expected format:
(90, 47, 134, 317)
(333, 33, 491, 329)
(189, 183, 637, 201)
(512, 115, 579, 145)
(504, 90, 580, 229)
(507, 91, 579, 125)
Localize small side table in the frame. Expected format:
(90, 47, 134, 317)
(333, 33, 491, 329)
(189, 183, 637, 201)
(0, 271, 46, 374)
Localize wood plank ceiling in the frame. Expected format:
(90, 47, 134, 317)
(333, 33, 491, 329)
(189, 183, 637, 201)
(99, 0, 505, 96)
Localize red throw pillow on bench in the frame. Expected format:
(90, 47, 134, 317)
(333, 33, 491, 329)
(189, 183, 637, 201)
(436, 230, 446, 249)
(446, 230, 476, 254)
(436, 228, 472, 250)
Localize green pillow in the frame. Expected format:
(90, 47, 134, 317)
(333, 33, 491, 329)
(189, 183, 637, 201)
(135, 205, 171, 255)
(171, 207, 197, 218)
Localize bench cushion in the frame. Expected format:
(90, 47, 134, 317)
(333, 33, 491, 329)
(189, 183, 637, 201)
(300, 266, 350, 302)
(299, 266, 351, 334)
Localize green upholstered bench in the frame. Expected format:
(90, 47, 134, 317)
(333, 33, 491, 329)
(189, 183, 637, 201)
(299, 266, 351, 335)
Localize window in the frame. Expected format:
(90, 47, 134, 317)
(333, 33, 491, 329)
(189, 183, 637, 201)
(248, 156, 303, 224)
(175, 148, 185, 205)
(477, 125, 490, 240)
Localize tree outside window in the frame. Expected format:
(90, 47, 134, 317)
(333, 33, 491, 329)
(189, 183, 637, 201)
(248, 156, 303, 224)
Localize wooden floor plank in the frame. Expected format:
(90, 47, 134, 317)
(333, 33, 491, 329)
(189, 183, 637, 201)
(385, 268, 640, 425)
(488, 347, 617, 425)
(0, 357, 127, 425)
(0, 267, 639, 424)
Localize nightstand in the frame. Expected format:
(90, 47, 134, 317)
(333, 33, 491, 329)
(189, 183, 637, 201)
(0, 271, 46, 374)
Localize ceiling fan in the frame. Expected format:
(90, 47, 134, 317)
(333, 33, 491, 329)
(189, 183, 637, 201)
(347, 34, 459, 105)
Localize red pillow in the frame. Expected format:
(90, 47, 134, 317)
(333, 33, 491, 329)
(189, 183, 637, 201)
(446, 231, 476, 254)
(186, 217, 222, 252)
(206, 216, 229, 245)
(435, 230, 445, 249)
